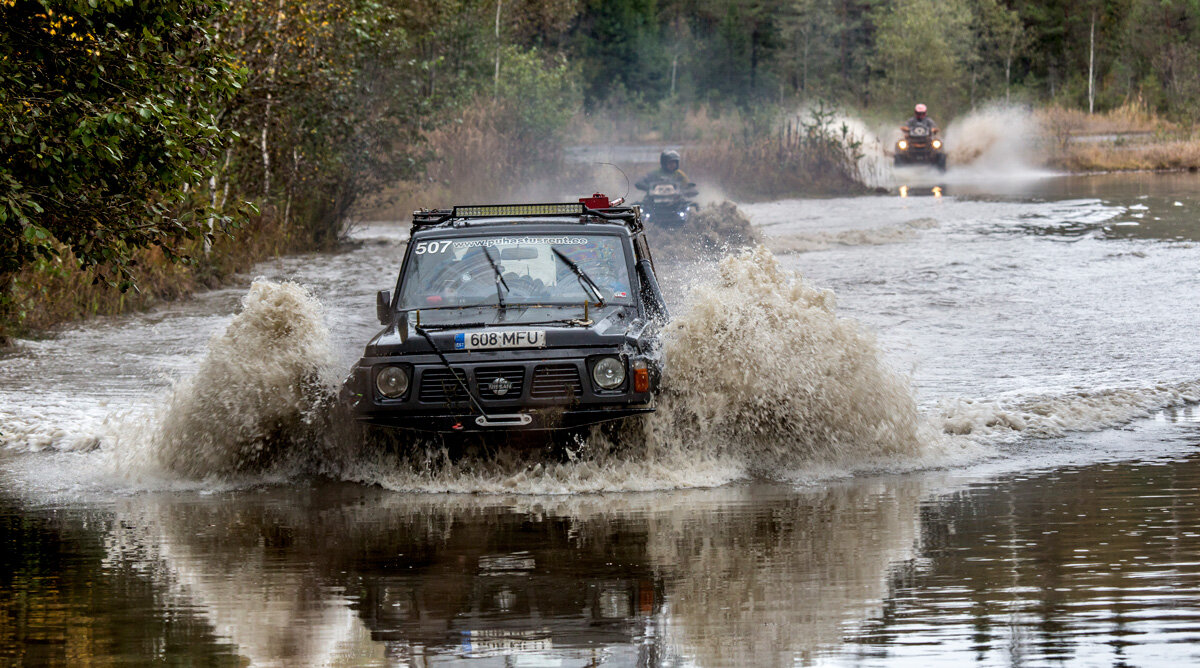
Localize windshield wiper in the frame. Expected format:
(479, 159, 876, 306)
(551, 248, 606, 308)
(482, 246, 508, 308)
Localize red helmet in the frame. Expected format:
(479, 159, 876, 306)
(914, 103, 927, 118)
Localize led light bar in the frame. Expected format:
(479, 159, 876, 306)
(454, 203, 585, 217)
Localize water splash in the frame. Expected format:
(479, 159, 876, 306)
(108, 280, 342, 480)
(646, 200, 761, 260)
(646, 246, 942, 470)
(942, 104, 1053, 178)
(348, 246, 945, 493)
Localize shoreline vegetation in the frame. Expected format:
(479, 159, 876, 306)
(1038, 103, 1200, 172)
(7, 0, 1200, 341)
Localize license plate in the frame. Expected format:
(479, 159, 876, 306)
(453, 330, 546, 350)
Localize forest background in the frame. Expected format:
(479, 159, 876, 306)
(2, 0, 1198, 338)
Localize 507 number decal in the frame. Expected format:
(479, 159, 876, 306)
(413, 240, 453, 254)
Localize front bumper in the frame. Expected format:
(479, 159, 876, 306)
(342, 349, 658, 433)
(896, 142, 942, 162)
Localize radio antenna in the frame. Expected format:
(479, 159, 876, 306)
(598, 162, 630, 203)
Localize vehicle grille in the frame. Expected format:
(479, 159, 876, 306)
(418, 368, 469, 404)
(476, 366, 526, 400)
(530, 364, 583, 400)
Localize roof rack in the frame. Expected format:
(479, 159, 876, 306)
(410, 195, 642, 234)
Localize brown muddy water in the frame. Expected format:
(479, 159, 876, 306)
(3, 171, 1200, 666)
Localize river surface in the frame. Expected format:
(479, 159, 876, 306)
(3, 171, 1200, 666)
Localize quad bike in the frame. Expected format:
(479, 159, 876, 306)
(636, 180, 698, 228)
(894, 124, 947, 171)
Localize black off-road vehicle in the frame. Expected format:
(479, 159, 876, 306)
(341, 195, 669, 434)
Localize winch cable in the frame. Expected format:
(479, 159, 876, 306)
(414, 325, 491, 422)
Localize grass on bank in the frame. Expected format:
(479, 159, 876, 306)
(1051, 138, 1200, 172)
(1036, 101, 1200, 171)
(2, 214, 309, 341)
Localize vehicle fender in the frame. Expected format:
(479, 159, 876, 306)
(637, 258, 670, 322)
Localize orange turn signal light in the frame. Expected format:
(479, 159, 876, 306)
(632, 360, 650, 393)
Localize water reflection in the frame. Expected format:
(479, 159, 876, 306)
(0, 480, 927, 666)
(897, 184, 946, 198)
(5, 452, 1200, 666)
(957, 171, 1200, 242)
(848, 453, 1200, 666)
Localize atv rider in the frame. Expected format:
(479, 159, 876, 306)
(905, 103, 938, 136)
(636, 150, 689, 191)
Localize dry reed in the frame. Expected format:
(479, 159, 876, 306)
(3, 214, 299, 341)
(1035, 100, 1200, 171)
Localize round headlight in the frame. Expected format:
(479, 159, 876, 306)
(932, 139, 943, 149)
(375, 366, 409, 398)
(898, 140, 908, 150)
(592, 357, 626, 390)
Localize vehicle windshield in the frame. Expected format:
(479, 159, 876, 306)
(398, 233, 634, 312)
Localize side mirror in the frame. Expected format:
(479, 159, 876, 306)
(376, 290, 392, 326)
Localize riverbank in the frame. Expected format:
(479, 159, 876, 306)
(1037, 104, 1200, 172)
(0, 216, 313, 344)
(1049, 137, 1200, 172)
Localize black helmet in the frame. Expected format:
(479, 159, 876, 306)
(660, 149, 681, 171)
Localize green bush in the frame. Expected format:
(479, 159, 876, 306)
(0, 0, 244, 291)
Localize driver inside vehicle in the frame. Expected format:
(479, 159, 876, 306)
(588, 262, 630, 299)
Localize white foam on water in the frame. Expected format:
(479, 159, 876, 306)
(937, 381, 1200, 441)
(0, 408, 103, 453)
(766, 217, 940, 254)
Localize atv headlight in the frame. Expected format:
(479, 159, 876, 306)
(375, 366, 410, 398)
(592, 357, 626, 390)
(932, 139, 942, 149)
(898, 140, 908, 151)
